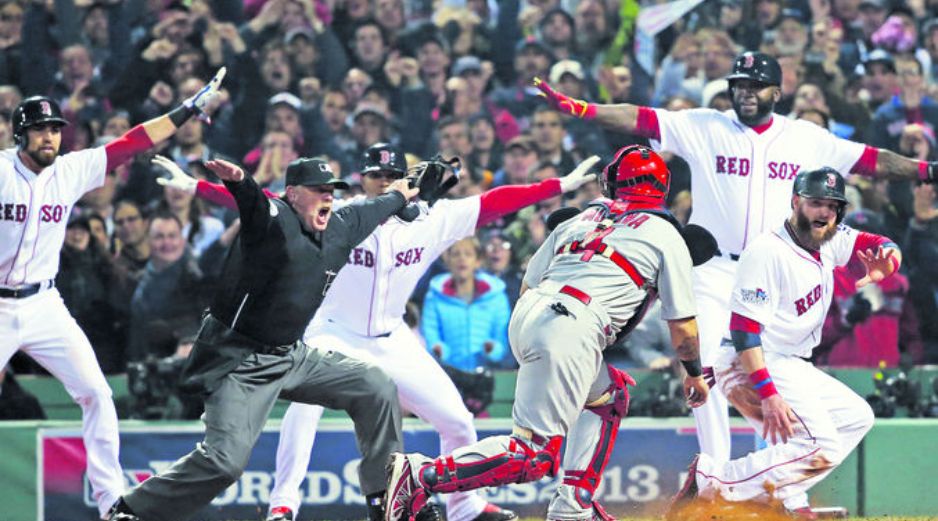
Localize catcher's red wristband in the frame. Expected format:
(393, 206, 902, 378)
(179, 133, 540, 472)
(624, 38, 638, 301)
(918, 162, 929, 182)
(748, 368, 779, 400)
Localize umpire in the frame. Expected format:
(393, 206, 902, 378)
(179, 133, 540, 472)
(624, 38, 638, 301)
(109, 157, 419, 521)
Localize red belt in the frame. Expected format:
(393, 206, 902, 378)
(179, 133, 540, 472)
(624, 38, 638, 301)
(560, 285, 591, 305)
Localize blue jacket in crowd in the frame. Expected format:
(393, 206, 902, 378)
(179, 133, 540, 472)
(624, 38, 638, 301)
(421, 271, 512, 370)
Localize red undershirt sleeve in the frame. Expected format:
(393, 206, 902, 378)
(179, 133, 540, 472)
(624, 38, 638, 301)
(849, 145, 878, 178)
(104, 125, 154, 172)
(476, 179, 562, 228)
(635, 106, 661, 141)
(196, 180, 277, 209)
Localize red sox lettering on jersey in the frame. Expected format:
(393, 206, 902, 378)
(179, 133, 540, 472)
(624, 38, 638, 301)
(0, 148, 107, 286)
(0, 202, 28, 222)
(794, 284, 822, 316)
(314, 196, 481, 337)
(653, 111, 864, 255)
(730, 224, 857, 358)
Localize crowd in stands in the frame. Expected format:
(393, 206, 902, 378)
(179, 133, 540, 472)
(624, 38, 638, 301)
(2, 0, 938, 407)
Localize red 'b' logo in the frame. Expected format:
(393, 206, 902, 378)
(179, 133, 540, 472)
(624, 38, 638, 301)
(743, 54, 755, 69)
(380, 150, 391, 164)
(39, 101, 52, 116)
(826, 173, 837, 187)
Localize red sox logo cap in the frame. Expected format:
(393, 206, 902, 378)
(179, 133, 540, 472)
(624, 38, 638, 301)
(743, 54, 755, 69)
(40, 101, 52, 116)
(826, 173, 837, 188)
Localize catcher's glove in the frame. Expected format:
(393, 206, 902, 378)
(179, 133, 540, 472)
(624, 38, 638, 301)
(408, 155, 461, 206)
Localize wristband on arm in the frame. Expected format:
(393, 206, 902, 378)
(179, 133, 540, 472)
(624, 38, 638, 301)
(168, 104, 197, 127)
(681, 358, 703, 377)
(748, 368, 779, 400)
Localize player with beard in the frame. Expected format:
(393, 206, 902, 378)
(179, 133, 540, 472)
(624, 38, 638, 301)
(667, 168, 899, 519)
(534, 51, 935, 516)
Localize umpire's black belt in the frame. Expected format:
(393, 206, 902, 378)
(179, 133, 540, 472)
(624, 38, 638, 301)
(0, 279, 55, 299)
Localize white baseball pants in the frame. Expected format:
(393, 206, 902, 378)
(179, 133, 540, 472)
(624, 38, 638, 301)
(0, 289, 123, 518)
(691, 257, 734, 465)
(697, 352, 874, 509)
(270, 320, 487, 521)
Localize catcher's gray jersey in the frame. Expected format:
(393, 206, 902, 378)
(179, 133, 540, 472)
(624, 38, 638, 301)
(524, 204, 697, 337)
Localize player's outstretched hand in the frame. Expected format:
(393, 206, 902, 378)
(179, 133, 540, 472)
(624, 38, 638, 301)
(855, 246, 898, 288)
(183, 66, 227, 123)
(761, 394, 796, 444)
(533, 77, 596, 119)
(559, 155, 600, 193)
(204, 158, 245, 183)
(684, 375, 709, 408)
(152, 155, 197, 194)
(387, 177, 420, 201)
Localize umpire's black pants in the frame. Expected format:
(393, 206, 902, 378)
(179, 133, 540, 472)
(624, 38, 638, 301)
(123, 343, 402, 521)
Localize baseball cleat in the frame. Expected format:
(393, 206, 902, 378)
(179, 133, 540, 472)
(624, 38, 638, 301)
(471, 503, 518, 521)
(666, 454, 700, 520)
(385, 453, 429, 521)
(266, 506, 294, 521)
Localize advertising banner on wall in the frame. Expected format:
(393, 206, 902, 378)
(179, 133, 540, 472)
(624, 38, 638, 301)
(41, 421, 756, 520)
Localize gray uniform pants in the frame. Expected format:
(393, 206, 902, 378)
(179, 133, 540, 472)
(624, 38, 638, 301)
(124, 343, 402, 521)
(510, 286, 611, 436)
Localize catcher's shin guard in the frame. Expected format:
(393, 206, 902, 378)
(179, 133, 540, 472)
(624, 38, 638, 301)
(417, 434, 563, 494)
(563, 365, 635, 510)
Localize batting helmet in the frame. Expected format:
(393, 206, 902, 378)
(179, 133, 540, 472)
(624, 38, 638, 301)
(11, 96, 68, 146)
(792, 167, 847, 223)
(725, 51, 782, 86)
(601, 145, 670, 207)
(361, 142, 407, 177)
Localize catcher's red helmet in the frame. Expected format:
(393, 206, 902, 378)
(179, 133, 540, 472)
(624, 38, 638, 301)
(602, 145, 670, 207)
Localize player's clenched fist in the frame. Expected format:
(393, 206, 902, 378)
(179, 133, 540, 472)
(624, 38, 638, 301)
(534, 77, 596, 120)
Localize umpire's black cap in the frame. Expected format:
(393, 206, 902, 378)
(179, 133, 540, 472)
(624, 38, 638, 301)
(286, 158, 350, 189)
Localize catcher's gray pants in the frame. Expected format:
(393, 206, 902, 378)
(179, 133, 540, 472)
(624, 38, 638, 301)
(123, 343, 402, 521)
(509, 284, 611, 437)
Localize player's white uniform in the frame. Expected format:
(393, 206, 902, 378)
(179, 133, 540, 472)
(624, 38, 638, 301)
(650, 110, 866, 466)
(0, 147, 124, 517)
(692, 223, 875, 509)
(270, 196, 490, 521)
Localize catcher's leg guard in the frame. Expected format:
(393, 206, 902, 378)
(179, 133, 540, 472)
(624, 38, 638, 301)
(549, 365, 634, 520)
(417, 433, 563, 494)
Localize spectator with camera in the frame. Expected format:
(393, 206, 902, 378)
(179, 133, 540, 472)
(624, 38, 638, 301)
(127, 336, 202, 420)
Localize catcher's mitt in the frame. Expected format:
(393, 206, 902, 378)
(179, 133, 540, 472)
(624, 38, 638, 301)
(408, 155, 461, 206)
